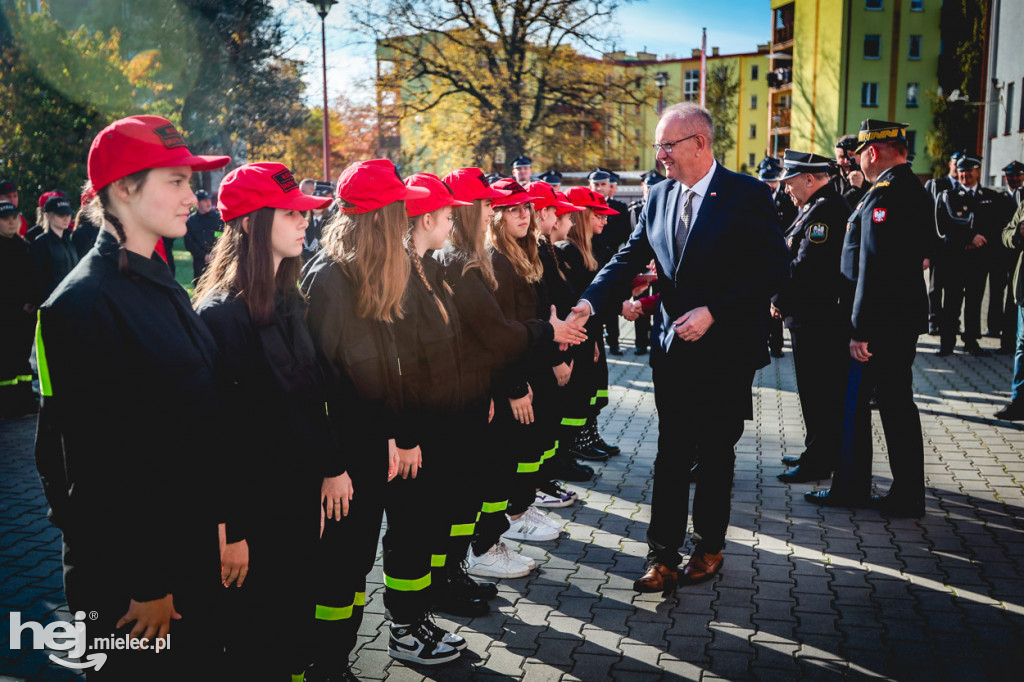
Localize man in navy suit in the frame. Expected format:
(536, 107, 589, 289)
(570, 103, 787, 593)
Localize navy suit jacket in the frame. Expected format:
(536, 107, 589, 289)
(582, 164, 788, 373)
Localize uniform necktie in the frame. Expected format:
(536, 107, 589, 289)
(675, 189, 695, 266)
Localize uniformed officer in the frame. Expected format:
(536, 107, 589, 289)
(511, 155, 533, 185)
(0, 199, 36, 417)
(589, 167, 631, 355)
(935, 155, 1015, 355)
(537, 169, 562, 190)
(184, 188, 222, 283)
(770, 150, 852, 483)
(1003, 160, 1024, 207)
(758, 157, 795, 358)
(626, 171, 666, 355)
(833, 135, 872, 205)
(805, 119, 930, 518)
(925, 150, 964, 198)
(923, 150, 965, 335)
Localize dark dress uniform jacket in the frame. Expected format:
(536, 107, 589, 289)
(29, 229, 78, 305)
(772, 184, 851, 328)
(841, 163, 931, 340)
(35, 229, 223, 604)
(184, 209, 223, 279)
(71, 218, 101, 259)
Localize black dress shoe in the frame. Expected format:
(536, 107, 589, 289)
(593, 437, 620, 456)
(964, 343, 992, 357)
(994, 402, 1024, 421)
(777, 465, 832, 483)
(635, 347, 648, 356)
(781, 454, 802, 466)
(869, 493, 924, 518)
(608, 346, 623, 356)
(995, 346, 1014, 356)
(570, 444, 608, 461)
(770, 348, 784, 359)
(803, 489, 869, 508)
(549, 459, 594, 482)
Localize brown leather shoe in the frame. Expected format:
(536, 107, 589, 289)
(681, 551, 723, 583)
(632, 562, 678, 593)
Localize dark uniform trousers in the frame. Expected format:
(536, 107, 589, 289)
(938, 251, 988, 349)
(789, 324, 847, 470)
(836, 332, 924, 502)
(649, 349, 752, 567)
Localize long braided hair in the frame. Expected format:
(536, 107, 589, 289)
(406, 213, 451, 325)
(83, 171, 151, 273)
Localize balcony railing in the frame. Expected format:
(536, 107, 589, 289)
(767, 68, 792, 89)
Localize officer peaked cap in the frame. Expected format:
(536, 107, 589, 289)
(778, 150, 834, 181)
(956, 155, 982, 171)
(854, 119, 908, 153)
(511, 155, 532, 168)
(1002, 161, 1024, 174)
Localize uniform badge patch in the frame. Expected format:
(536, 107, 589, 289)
(872, 208, 887, 223)
(808, 223, 828, 243)
(272, 168, 299, 193)
(873, 180, 890, 189)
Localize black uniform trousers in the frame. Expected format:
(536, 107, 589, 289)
(927, 259, 943, 331)
(834, 332, 924, 503)
(939, 254, 987, 348)
(62, 529, 222, 681)
(648, 350, 752, 568)
(0, 306, 34, 414)
(312, 451, 386, 669)
(789, 324, 848, 471)
(221, 478, 320, 679)
(767, 312, 784, 354)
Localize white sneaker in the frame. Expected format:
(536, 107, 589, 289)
(534, 483, 576, 508)
(466, 543, 531, 578)
(504, 509, 560, 541)
(388, 620, 460, 665)
(422, 616, 467, 651)
(525, 506, 563, 531)
(506, 544, 537, 570)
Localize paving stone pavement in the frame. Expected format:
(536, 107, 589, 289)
(3, 326, 1024, 681)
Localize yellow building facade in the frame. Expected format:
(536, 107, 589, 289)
(769, 0, 940, 174)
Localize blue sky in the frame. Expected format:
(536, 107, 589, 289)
(274, 0, 771, 106)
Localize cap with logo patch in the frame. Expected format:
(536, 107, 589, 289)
(43, 196, 73, 215)
(853, 119, 909, 154)
(335, 159, 430, 215)
(0, 201, 18, 217)
(404, 173, 472, 218)
(88, 115, 231, 191)
(442, 167, 510, 203)
(217, 162, 332, 222)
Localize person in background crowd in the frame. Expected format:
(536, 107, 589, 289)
(72, 188, 102, 259)
(805, 119, 930, 518)
(758, 157, 795, 359)
(184, 189, 222, 284)
(771, 150, 851, 484)
(300, 177, 317, 195)
(29, 195, 78, 306)
(511, 155, 533, 186)
(589, 168, 631, 356)
(34, 114, 230, 680)
(833, 135, 871, 206)
(1003, 161, 1024, 197)
(994, 197, 1024, 420)
(0, 179, 29, 238)
(193, 162, 334, 681)
(27, 191, 69, 242)
(626, 171, 665, 356)
(924, 150, 964, 335)
(303, 181, 334, 262)
(537, 169, 562, 191)
(0, 200, 36, 417)
(574, 102, 787, 594)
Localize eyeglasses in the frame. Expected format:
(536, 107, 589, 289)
(652, 133, 699, 154)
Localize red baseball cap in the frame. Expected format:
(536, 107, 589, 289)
(490, 178, 533, 208)
(565, 186, 619, 215)
(335, 159, 429, 214)
(554, 191, 584, 217)
(441, 167, 509, 203)
(217, 162, 332, 222)
(88, 115, 230, 190)
(526, 181, 576, 212)
(404, 173, 472, 218)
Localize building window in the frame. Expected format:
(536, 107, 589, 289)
(906, 130, 916, 155)
(911, 0, 923, 10)
(751, 64, 759, 80)
(749, 153, 757, 167)
(864, 35, 881, 59)
(866, 0, 882, 9)
(908, 35, 922, 60)
(683, 70, 700, 102)
(906, 83, 919, 108)
(862, 82, 879, 107)
(750, 94, 758, 109)
(1007, 82, 1016, 135)
(749, 124, 757, 139)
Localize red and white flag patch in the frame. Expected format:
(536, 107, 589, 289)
(872, 208, 887, 223)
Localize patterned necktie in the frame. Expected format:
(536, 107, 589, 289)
(675, 189, 695, 266)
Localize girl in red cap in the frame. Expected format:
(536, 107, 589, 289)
(435, 169, 586, 584)
(559, 188, 620, 464)
(34, 115, 230, 679)
(300, 159, 453, 677)
(191, 162, 336, 680)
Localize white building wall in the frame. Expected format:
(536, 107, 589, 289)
(984, 0, 1024, 189)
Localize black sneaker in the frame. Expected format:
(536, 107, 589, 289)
(994, 402, 1024, 421)
(422, 615, 468, 651)
(388, 620, 460, 665)
(548, 458, 593, 482)
(448, 560, 498, 601)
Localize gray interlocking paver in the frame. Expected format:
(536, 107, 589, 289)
(5, 325, 1024, 680)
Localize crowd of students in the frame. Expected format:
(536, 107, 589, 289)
(17, 115, 648, 681)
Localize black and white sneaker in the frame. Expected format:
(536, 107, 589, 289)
(388, 620, 461, 665)
(423, 614, 468, 651)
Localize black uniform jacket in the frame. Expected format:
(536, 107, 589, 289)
(773, 186, 798, 228)
(924, 174, 957, 199)
(556, 239, 605, 346)
(593, 197, 631, 266)
(195, 289, 338, 543)
(841, 163, 931, 342)
(0, 233, 33, 319)
(435, 244, 552, 408)
(185, 210, 222, 263)
(301, 252, 413, 457)
(71, 218, 101, 259)
(35, 230, 223, 603)
(29, 229, 79, 305)
(772, 184, 851, 329)
(935, 186, 1015, 256)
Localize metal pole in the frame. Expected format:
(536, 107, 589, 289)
(321, 16, 330, 182)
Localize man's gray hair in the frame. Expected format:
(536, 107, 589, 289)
(661, 102, 714, 146)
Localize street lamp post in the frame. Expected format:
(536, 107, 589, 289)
(306, 0, 337, 182)
(655, 71, 669, 115)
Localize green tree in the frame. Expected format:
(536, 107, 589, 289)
(705, 64, 739, 164)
